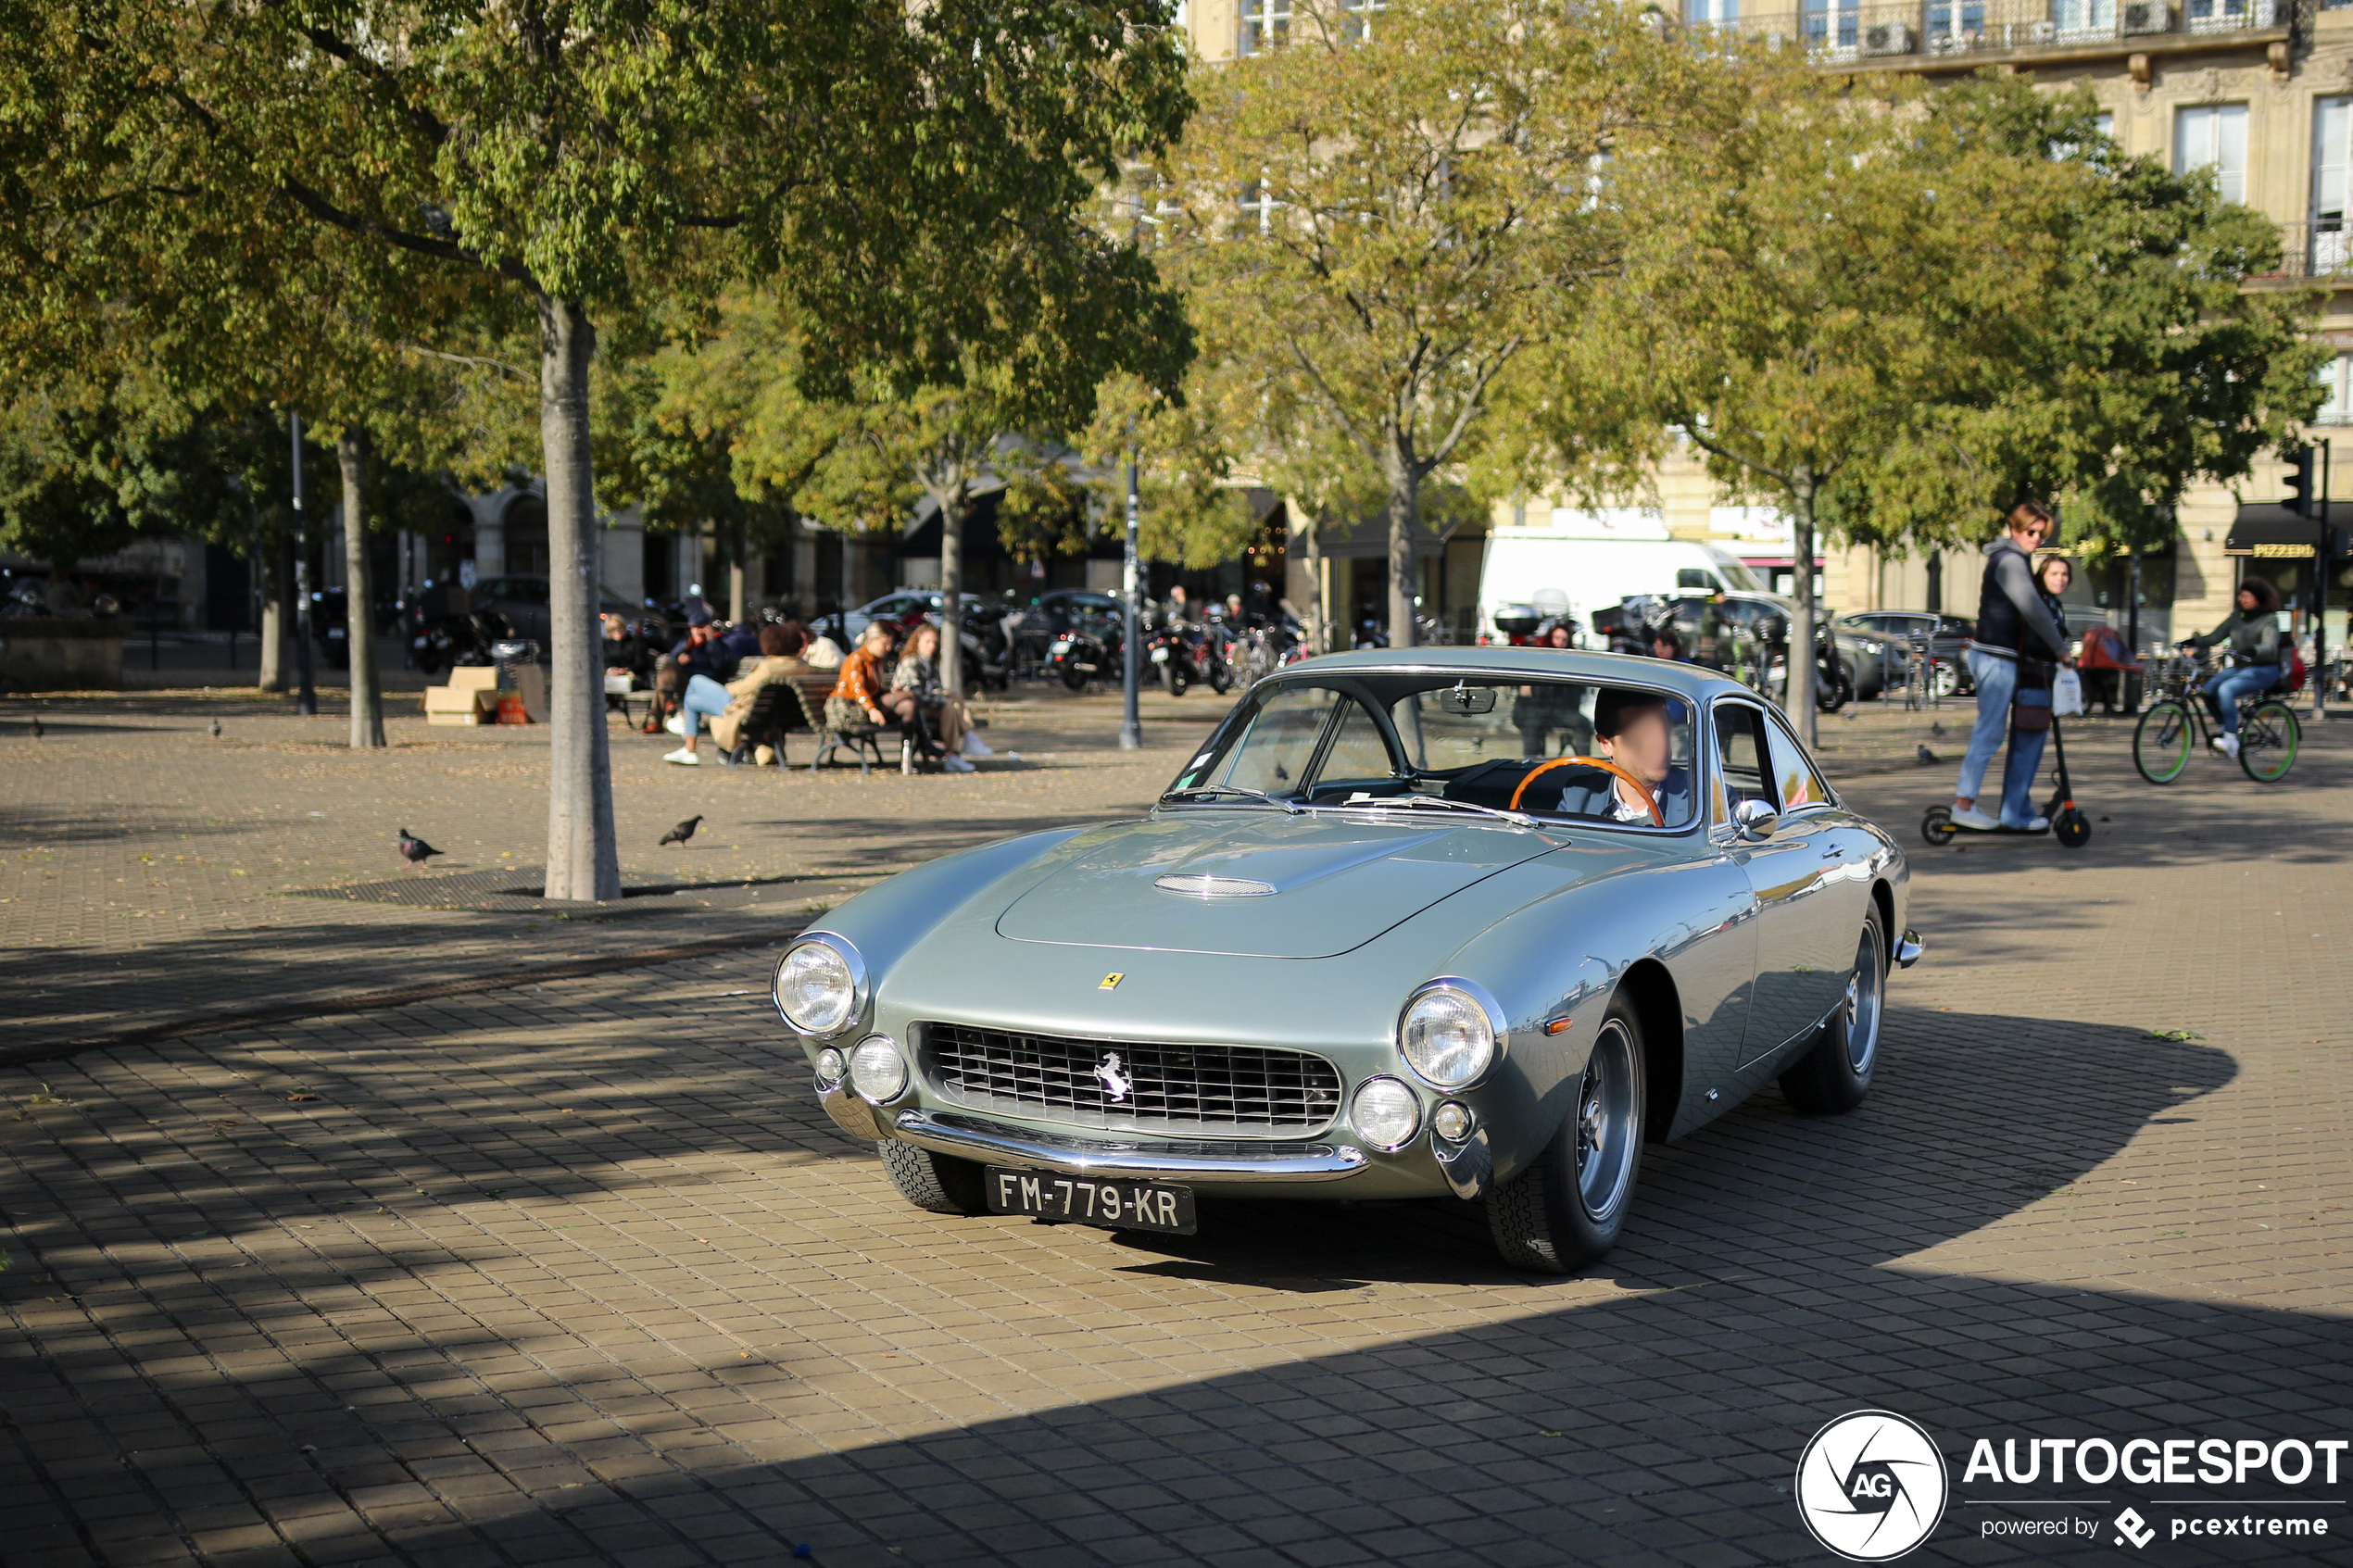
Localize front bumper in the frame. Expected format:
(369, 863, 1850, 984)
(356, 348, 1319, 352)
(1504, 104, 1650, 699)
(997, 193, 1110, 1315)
(890, 1108, 1371, 1184)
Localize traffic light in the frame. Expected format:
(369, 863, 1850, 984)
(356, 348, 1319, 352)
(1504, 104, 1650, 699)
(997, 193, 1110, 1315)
(2284, 444, 2316, 517)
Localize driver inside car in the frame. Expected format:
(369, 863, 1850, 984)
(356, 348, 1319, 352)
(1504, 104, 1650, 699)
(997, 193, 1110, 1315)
(1540, 688, 1691, 825)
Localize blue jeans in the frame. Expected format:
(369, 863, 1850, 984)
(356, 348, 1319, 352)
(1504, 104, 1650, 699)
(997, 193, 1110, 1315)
(1955, 649, 2016, 803)
(1998, 713, 2049, 828)
(678, 673, 730, 737)
(2200, 665, 2281, 735)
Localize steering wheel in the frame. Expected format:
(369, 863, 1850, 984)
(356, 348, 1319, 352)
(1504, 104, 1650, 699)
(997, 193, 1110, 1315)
(1508, 755, 1664, 826)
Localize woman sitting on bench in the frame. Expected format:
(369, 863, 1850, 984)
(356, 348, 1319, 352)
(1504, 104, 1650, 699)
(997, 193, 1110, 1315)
(827, 621, 922, 749)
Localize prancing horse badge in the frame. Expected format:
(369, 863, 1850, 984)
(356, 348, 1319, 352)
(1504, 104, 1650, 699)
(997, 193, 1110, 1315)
(1099, 972, 1124, 990)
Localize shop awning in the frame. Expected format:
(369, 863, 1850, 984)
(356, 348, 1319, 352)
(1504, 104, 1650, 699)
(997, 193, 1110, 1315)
(2226, 503, 2351, 558)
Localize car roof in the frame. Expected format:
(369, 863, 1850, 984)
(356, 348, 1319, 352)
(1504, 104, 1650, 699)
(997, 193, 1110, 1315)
(1286, 646, 1761, 703)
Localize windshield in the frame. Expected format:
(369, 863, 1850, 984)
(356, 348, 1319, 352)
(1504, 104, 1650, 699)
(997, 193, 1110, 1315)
(1165, 672, 1696, 830)
(1715, 558, 1765, 593)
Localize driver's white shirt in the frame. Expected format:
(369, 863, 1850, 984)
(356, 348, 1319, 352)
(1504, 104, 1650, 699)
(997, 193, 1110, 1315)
(1610, 790, 1650, 824)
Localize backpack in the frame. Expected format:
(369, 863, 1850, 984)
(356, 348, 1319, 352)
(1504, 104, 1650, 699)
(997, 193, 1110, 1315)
(2285, 648, 2309, 694)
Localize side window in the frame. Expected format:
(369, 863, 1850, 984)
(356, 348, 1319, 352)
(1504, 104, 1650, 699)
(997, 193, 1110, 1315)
(1212, 686, 1340, 795)
(1763, 717, 1831, 811)
(1713, 702, 1771, 822)
(1315, 699, 1400, 787)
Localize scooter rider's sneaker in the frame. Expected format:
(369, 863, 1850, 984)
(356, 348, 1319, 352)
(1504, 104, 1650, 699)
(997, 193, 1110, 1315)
(2005, 815, 2051, 833)
(2212, 734, 2240, 758)
(1950, 805, 2000, 831)
(662, 747, 699, 766)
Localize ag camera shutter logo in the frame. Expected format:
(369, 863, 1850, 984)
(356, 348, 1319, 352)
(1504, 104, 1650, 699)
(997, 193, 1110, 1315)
(1795, 1411, 1951, 1561)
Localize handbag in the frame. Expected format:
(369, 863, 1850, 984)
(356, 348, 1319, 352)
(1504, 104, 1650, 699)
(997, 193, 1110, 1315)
(2012, 685, 2053, 733)
(2050, 667, 2085, 718)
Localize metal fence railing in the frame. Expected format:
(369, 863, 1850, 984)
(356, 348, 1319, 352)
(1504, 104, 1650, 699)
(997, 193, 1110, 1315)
(1690, 0, 2284, 62)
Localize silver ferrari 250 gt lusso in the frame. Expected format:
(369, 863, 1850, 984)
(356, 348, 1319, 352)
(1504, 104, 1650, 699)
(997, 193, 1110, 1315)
(771, 648, 1921, 1271)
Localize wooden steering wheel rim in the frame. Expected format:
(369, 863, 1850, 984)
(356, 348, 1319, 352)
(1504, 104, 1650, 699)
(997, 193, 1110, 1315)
(1507, 755, 1664, 825)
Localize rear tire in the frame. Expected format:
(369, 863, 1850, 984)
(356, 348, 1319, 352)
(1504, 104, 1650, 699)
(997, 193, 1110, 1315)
(1919, 806, 1956, 847)
(2238, 701, 2299, 782)
(1162, 658, 1188, 696)
(1486, 997, 1646, 1273)
(1780, 909, 1884, 1114)
(2133, 700, 2194, 784)
(1060, 659, 1088, 693)
(878, 1140, 988, 1215)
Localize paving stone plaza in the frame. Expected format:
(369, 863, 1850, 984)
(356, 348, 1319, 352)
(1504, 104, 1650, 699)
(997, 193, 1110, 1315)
(3, 689, 2347, 1567)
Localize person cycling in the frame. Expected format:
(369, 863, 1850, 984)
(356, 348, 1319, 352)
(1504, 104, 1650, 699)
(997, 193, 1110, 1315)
(2180, 578, 2284, 759)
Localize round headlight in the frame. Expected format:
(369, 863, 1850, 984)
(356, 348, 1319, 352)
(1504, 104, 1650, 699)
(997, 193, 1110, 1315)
(1350, 1075, 1422, 1152)
(774, 938, 859, 1035)
(848, 1035, 909, 1105)
(1431, 1101, 1475, 1143)
(1400, 984, 1497, 1088)
(814, 1047, 847, 1086)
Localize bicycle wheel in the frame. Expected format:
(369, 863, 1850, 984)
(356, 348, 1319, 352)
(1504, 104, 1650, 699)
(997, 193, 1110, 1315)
(2238, 701, 2300, 783)
(2133, 700, 2194, 784)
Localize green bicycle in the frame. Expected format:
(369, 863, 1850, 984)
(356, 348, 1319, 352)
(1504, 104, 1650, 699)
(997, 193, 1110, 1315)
(2132, 654, 2299, 784)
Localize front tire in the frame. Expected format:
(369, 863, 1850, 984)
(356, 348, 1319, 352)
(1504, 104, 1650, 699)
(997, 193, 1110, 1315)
(1162, 658, 1188, 696)
(1059, 659, 1088, 693)
(2133, 700, 2194, 784)
(1487, 997, 1646, 1273)
(878, 1140, 988, 1215)
(1780, 909, 1884, 1114)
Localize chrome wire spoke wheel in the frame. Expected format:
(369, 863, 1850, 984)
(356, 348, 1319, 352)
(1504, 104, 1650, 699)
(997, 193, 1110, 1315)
(1843, 924, 1884, 1074)
(1574, 1019, 1641, 1223)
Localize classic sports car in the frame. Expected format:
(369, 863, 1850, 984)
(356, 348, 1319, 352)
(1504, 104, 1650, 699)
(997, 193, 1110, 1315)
(771, 648, 1922, 1272)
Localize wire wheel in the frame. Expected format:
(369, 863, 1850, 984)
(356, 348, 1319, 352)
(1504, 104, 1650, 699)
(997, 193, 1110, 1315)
(2133, 700, 2194, 784)
(2238, 701, 2300, 783)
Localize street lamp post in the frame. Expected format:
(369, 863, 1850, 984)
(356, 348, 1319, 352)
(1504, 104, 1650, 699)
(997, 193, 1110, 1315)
(291, 412, 318, 717)
(2318, 437, 2332, 721)
(1120, 446, 1142, 751)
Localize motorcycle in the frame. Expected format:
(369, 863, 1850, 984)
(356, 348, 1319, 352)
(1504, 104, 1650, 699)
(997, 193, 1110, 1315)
(1761, 618, 1855, 713)
(1145, 620, 1230, 696)
(1046, 613, 1124, 692)
(409, 607, 514, 680)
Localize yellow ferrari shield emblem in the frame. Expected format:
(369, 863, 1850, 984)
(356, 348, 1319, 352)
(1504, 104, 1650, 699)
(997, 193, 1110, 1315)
(1099, 972, 1124, 990)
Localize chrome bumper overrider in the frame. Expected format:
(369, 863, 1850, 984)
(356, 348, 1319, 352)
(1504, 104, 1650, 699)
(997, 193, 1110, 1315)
(1895, 928, 1924, 969)
(891, 1109, 1371, 1183)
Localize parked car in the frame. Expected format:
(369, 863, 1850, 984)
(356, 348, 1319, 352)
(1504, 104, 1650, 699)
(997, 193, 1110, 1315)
(771, 648, 1920, 1273)
(1833, 611, 1977, 698)
(468, 574, 641, 649)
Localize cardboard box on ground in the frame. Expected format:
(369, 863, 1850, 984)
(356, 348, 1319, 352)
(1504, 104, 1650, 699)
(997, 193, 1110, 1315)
(423, 664, 546, 726)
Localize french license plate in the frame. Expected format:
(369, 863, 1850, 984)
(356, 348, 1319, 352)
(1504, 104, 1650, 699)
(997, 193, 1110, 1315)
(984, 1167, 1197, 1235)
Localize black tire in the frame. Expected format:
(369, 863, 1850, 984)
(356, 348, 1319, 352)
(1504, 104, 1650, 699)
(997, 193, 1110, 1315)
(1486, 995, 1646, 1273)
(2133, 700, 2194, 784)
(1919, 806, 1957, 847)
(1780, 909, 1884, 1114)
(1162, 658, 1188, 696)
(2054, 808, 2092, 849)
(1060, 659, 1088, 693)
(1209, 659, 1232, 696)
(2238, 701, 2299, 783)
(878, 1140, 988, 1215)
(1818, 659, 1853, 713)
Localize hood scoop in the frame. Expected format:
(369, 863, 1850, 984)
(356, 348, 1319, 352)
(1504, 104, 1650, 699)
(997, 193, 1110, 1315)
(1153, 873, 1277, 898)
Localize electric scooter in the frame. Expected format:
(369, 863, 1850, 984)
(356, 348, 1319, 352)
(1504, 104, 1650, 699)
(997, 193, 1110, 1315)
(1920, 709, 2090, 850)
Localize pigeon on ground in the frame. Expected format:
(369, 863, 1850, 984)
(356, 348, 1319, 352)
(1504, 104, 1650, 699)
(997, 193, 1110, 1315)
(1930, 721, 1946, 738)
(397, 828, 442, 864)
(660, 815, 703, 847)
(1916, 745, 1938, 765)
(209, 719, 222, 738)
(30, 714, 42, 738)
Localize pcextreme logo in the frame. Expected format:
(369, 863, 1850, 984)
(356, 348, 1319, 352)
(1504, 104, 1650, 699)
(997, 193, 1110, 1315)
(1795, 1411, 1951, 1562)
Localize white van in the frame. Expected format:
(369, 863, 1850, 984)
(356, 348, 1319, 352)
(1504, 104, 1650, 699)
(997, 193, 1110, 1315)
(1476, 508, 1765, 643)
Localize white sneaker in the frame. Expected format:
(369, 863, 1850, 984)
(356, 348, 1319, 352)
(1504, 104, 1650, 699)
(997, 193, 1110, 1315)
(2014, 815, 2050, 833)
(2212, 734, 2240, 758)
(662, 747, 700, 766)
(942, 753, 976, 773)
(664, 716, 686, 737)
(1950, 805, 1999, 831)
(961, 733, 994, 759)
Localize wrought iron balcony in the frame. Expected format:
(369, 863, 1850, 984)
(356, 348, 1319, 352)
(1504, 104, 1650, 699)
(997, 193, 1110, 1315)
(1686, 0, 2285, 64)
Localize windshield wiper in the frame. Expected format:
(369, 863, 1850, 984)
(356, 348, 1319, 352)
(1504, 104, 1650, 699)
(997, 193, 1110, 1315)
(1158, 784, 1302, 815)
(1336, 793, 1541, 831)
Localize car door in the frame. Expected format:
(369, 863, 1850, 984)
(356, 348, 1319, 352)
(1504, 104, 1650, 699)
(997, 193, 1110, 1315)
(1721, 704, 1856, 1064)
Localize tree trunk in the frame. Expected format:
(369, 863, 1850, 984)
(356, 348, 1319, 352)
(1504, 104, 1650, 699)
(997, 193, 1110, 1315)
(1301, 518, 1325, 656)
(938, 497, 965, 696)
(257, 539, 285, 693)
(1787, 488, 1818, 746)
(1381, 421, 1419, 649)
(537, 296, 623, 903)
(338, 429, 386, 749)
(727, 517, 749, 622)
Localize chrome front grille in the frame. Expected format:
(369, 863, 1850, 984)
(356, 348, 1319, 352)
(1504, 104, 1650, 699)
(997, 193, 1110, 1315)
(918, 1023, 1342, 1135)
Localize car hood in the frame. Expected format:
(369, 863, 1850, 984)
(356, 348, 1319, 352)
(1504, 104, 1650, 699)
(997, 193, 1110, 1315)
(992, 809, 1561, 959)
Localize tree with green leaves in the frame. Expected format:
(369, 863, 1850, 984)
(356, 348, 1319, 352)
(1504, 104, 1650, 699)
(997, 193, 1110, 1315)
(5, 0, 1192, 899)
(1157, 0, 1718, 649)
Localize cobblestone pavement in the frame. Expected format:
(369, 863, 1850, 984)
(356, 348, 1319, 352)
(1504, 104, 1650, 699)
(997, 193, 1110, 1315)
(3, 684, 2349, 1567)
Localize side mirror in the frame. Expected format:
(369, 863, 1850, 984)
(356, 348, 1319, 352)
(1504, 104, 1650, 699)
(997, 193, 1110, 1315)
(1733, 797, 1779, 842)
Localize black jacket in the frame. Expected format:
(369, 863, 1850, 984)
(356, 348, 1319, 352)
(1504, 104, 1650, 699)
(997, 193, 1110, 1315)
(1973, 538, 2070, 663)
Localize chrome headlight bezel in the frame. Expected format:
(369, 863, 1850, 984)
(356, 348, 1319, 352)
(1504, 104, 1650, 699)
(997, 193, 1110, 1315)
(1350, 1075, 1424, 1153)
(772, 932, 868, 1038)
(847, 1033, 910, 1106)
(1396, 977, 1504, 1090)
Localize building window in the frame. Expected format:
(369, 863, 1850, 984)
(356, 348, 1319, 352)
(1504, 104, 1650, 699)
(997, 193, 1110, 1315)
(1239, 178, 1275, 233)
(2174, 103, 2249, 205)
(1924, 0, 1987, 48)
(2185, 0, 2260, 30)
(2314, 97, 2351, 273)
(1804, 0, 1858, 50)
(1685, 0, 1737, 24)
(1241, 0, 1289, 54)
(2052, 0, 2115, 38)
(2317, 356, 2353, 425)
(1340, 0, 1386, 40)
(2094, 110, 2115, 142)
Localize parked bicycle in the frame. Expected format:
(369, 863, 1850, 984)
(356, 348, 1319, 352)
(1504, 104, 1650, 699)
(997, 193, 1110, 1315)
(2131, 653, 2299, 784)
